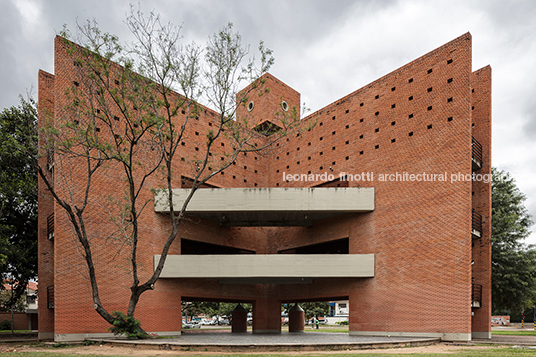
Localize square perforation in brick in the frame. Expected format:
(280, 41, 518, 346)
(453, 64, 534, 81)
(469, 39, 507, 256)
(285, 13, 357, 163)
(360, 118, 364, 122)
(308, 156, 311, 160)
(472, 106, 475, 110)
(73, 81, 79, 87)
(345, 156, 349, 160)
(345, 125, 350, 129)
(359, 151, 364, 155)
(391, 87, 396, 91)
(297, 161, 300, 165)
(320, 122, 323, 126)
(447, 59, 453, 64)
(375, 95, 379, 99)
(391, 104, 396, 109)
(472, 123, 475, 127)
(427, 87, 433, 92)
(195, 132, 199, 136)
(345, 109, 349, 114)
(181, 142, 185, 146)
(360, 102, 364, 107)
(320, 151, 323, 155)
(447, 78, 453, 83)
(409, 113, 414, 119)
(375, 128, 379, 133)
(308, 142, 311, 146)
(375, 144, 379, 149)
(320, 137, 323, 141)
(391, 121, 396, 126)
(427, 106, 432, 111)
(408, 78, 413, 83)
(375, 111, 379, 116)
(332, 131, 336, 135)
(359, 135, 363, 139)
(345, 140, 349, 144)
(332, 116, 336, 120)
(194, 147, 199, 151)
(409, 132, 414, 136)
(391, 138, 396, 143)
(427, 124, 433, 129)
(447, 97, 453, 102)
(332, 146, 336, 151)
(427, 68, 433, 74)
(408, 96, 413, 101)
(472, 88, 475, 93)
(448, 116, 453, 122)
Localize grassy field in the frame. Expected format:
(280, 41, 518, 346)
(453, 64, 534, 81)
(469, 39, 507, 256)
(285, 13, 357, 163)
(1, 347, 536, 357)
(492, 330, 536, 336)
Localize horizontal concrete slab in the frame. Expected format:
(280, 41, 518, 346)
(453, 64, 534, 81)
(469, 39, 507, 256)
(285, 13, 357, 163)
(154, 187, 374, 226)
(155, 254, 375, 280)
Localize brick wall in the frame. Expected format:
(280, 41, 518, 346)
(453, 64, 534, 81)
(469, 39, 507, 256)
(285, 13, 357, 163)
(39, 32, 490, 340)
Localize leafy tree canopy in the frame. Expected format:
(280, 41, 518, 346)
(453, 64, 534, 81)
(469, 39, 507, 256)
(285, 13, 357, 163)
(0, 97, 38, 306)
(492, 167, 536, 314)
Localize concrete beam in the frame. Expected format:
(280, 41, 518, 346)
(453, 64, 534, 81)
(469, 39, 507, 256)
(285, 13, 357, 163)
(153, 187, 374, 226)
(155, 254, 375, 280)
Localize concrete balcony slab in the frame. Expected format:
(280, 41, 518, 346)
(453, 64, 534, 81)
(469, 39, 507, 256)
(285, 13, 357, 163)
(154, 187, 374, 226)
(155, 254, 374, 282)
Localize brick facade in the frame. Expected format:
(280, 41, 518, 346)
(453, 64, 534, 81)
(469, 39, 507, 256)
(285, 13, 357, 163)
(38, 32, 491, 341)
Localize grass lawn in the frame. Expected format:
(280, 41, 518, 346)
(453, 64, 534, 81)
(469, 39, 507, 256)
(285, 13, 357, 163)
(2, 347, 536, 357)
(492, 330, 536, 336)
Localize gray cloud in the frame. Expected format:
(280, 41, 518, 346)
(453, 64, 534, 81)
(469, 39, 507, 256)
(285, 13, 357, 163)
(2, 0, 536, 243)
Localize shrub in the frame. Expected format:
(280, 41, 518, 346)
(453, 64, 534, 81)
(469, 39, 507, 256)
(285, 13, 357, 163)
(108, 311, 147, 339)
(0, 319, 11, 330)
(336, 320, 348, 325)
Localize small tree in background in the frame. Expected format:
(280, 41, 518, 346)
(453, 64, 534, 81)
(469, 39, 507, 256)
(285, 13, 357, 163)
(299, 302, 330, 320)
(491, 167, 536, 316)
(38, 8, 305, 337)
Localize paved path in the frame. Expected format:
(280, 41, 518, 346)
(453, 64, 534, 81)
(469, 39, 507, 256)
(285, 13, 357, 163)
(98, 332, 440, 352)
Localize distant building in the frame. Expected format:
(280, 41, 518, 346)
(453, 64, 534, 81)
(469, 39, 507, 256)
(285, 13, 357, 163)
(1, 281, 38, 330)
(38, 33, 491, 342)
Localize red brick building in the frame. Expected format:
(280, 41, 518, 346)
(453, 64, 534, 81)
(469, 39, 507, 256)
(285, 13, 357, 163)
(38, 32, 491, 341)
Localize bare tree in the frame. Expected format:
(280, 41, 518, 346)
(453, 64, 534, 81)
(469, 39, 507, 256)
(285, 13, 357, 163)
(38, 8, 306, 336)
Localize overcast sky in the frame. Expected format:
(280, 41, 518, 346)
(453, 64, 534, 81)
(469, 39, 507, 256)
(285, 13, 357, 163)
(2, 0, 536, 243)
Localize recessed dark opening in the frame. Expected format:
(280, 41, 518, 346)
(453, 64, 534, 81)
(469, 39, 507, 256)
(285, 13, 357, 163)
(278, 238, 349, 255)
(181, 238, 256, 255)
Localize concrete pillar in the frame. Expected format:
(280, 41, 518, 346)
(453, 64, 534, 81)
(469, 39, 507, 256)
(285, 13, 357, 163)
(231, 303, 247, 333)
(252, 298, 281, 334)
(288, 304, 305, 332)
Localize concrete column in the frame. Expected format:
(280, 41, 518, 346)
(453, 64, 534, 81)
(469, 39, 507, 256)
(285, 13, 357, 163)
(288, 304, 305, 332)
(252, 298, 281, 334)
(231, 303, 247, 333)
